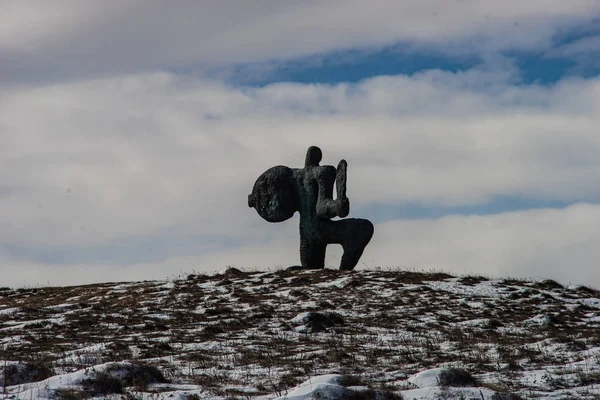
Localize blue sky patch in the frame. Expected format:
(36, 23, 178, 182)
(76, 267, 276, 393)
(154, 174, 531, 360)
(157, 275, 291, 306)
(198, 21, 600, 88)
(359, 196, 577, 224)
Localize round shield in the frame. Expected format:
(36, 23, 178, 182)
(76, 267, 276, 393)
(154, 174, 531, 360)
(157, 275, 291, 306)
(248, 165, 296, 222)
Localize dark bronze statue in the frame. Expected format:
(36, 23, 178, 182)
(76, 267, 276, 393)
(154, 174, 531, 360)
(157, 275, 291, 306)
(248, 146, 374, 270)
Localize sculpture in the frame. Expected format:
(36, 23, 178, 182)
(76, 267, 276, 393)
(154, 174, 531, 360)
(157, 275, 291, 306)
(248, 146, 374, 270)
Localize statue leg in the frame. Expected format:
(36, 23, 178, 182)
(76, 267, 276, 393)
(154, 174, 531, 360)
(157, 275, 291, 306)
(329, 218, 374, 271)
(300, 238, 327, 269)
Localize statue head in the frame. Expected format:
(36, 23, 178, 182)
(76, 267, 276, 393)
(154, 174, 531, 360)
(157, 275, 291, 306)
(248, 165, 296, 222)
(305, 146, 322, 167)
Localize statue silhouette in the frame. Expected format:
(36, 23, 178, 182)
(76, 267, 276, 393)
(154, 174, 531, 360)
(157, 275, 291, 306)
(248, 146, 374, 270)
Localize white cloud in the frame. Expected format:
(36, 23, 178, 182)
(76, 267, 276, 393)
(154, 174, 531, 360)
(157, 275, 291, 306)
(367, 203, 600, 286)
(1, 1, 599, 82)
(544, 33, 600, 73)
(546, 32, 600, 58)
(3, 203, 600, 288)
(1, 68, 600, 286)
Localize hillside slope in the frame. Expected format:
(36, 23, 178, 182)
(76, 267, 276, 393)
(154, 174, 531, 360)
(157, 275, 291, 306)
(1, 268, 600, 399)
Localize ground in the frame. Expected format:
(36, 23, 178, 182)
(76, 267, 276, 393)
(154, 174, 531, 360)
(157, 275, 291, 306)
(1, 267, 600, 399)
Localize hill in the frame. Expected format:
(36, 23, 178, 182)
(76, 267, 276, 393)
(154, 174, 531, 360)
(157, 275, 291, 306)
(1, 268, 600, 399)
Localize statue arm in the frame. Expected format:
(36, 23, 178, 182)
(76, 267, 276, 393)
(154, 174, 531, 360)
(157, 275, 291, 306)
(315, 166, 337, 219)
(315, 163, 349, 219)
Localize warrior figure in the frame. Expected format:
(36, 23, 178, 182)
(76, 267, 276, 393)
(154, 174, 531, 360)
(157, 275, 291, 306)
(248, 146, 374, 270)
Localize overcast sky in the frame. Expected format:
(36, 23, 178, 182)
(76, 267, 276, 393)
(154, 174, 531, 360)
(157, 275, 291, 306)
(2, 1, 600, 287)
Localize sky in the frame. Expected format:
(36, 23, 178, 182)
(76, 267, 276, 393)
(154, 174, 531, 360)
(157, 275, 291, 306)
(2, 1, 600, 288)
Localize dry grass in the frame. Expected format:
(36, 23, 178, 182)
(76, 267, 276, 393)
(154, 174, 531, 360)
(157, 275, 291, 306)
(1, 268, 600, 398)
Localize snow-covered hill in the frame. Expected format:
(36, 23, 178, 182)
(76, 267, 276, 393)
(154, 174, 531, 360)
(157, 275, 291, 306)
(2, 268, 600, 399)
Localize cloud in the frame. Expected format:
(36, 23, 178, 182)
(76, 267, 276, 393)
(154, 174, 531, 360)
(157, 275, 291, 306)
(545, 33, 600, 74)
(1, 66, 600, 286)
(368, 203, 600, 286)
(3, 203, 600, 288)
(2, 1, 600, 83)
(549, 34, 600, 57)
